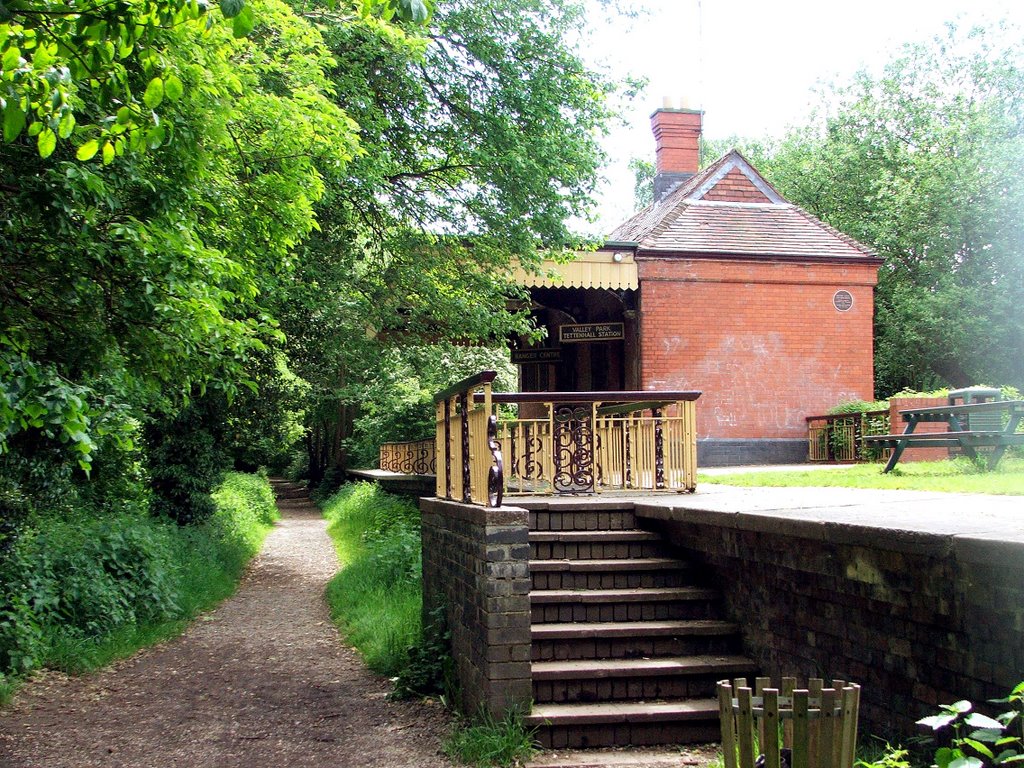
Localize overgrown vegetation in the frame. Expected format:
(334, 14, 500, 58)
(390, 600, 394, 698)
(0, 472, 277, 702)
(701, 458, 1024, 495)
(858, 682, 1024, 768)
(321, 482, 537, 765)
(442, 708, 537, 768)
(322, 483, 427, 677)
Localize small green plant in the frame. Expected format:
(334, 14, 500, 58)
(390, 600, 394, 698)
(443, 708, 537, 767)
(916, 682, 1024, 768)
(856, 741, 912, 768)
(391, 605, 454, 700)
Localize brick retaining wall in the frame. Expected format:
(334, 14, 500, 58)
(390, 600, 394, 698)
(637, 499, 1024, 736)
(420, 498, 533, 716)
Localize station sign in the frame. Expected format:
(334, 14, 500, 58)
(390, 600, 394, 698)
(511, 348, 562, 365)
(558, 322, 624, 343)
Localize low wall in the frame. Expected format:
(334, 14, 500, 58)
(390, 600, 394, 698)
(889, 396, 948, 463)
(698, 438, 807, 466)
(636, 494, 1024, 736)
(420, 498, 532, 716)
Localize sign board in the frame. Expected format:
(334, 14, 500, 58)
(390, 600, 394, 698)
(511, 348, 562, 365)
(558, 322, 624, 343)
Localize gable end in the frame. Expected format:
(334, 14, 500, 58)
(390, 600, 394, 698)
(702, 167, 772, 203)
(690, 153, 785, 204)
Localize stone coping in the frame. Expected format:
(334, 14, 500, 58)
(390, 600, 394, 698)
(498, 485, 1024, 563)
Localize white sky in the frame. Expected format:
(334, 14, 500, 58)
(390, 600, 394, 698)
(581, 0, 1024, 234)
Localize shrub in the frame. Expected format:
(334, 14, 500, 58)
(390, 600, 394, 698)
(0, 471, 277, 690)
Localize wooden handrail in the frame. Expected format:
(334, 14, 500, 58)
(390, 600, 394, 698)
(476, 390, 702, 404)
(433, 370, 498, 403)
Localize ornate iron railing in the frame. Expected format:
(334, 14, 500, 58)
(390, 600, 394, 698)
(433, 371, 701, 507)
(379, 439, 436, 474)
(806, 410, 889, 463)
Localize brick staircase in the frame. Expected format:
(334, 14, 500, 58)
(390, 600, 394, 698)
(522, 502, 755, 749)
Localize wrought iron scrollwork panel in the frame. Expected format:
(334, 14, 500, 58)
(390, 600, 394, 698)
(552, 404, 594, 493)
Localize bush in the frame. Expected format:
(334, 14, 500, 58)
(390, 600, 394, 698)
(0, 471, 277, 692)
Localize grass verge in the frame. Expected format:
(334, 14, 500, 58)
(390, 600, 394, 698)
(321, 482, 422, 676)
(701, 457, 1024, 495)
(0, 472, 278, 702)
(321, 482, 536, 767)
(442, 709, 537, 768)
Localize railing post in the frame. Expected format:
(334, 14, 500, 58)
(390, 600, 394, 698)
(444, 398, 452, 499)
(459, 391, 471, 504)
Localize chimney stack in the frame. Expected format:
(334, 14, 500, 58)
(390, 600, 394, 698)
(650, 104, 702, 201)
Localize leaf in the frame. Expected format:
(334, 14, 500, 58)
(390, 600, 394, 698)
(146, 125, 166, 149)
(966, 713, 1006, 731)
(963, 739, 995, 759)
(76, 139, 100, 161)
(948, 757, 984, 768)
(3, 104, 26, 142)
(936, 748, 957, 768)
(2, 45, 21, 70)
(919, 713, 959, 730)
(164, 74, 184, 102)
(403, 0, 429, 22)
(143, 77, 164, 109)
(57, 111, 75, 138)
(102, 141, 115, 165)
(219, 0, 243, 17)
(950, 701, 974, 714)
(232, 5, 255, 38)
(37, 127, 56, 158)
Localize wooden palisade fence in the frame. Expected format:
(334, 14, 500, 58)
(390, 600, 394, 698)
(718, 677, 861, 768)
(433, 371, 701, 507)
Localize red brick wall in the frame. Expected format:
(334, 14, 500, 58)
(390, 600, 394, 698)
(638, 257, 878, 439)
(888, 396, 949, 463)
(700, 168, 771, 203)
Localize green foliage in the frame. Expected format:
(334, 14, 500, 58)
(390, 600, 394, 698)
(391, 603, 453, 700)
(322, 483, 423, 675)
(913, 683, 1024, 768)
(343, 344, 517, 469)
(739, 24, 1024, 396)
(442, 708, 538, 768)
(147, 396, 231, 525)
(0, 471, 276, 690)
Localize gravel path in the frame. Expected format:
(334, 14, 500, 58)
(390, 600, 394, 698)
(0, 482, 456, 768)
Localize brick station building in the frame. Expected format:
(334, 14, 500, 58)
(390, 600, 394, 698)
(513, 108, 881, 465)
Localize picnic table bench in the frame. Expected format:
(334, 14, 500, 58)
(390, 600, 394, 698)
(863, 399, 1024, 473)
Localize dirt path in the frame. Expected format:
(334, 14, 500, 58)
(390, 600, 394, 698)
(0, 482, 456, 768)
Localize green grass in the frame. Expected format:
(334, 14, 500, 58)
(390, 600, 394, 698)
(700, 457, 1024, 495)
(0, 472, 278, 702)
(442, 709, 537, 768)
(321, 483, 423, 676)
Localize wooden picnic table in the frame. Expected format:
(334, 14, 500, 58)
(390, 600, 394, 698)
(863, 399, 1024, 473)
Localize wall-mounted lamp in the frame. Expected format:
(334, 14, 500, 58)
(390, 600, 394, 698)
(612, 252, 624, 263)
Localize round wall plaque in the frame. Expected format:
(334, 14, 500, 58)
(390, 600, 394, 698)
(833, 290, 854, 312)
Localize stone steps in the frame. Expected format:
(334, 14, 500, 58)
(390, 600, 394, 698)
(532, 655, 756, 704)
(525, 700, 722, 749)
(530, 530, 666, 560)
(531, 588, 721, 624)
(522, 501, 754, 750)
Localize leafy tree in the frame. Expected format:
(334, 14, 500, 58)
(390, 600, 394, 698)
(741, 24, 1024, 396)
(274, 0, 615, 477)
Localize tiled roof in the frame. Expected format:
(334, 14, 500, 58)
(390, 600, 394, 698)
(609, 150, 876, 260)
